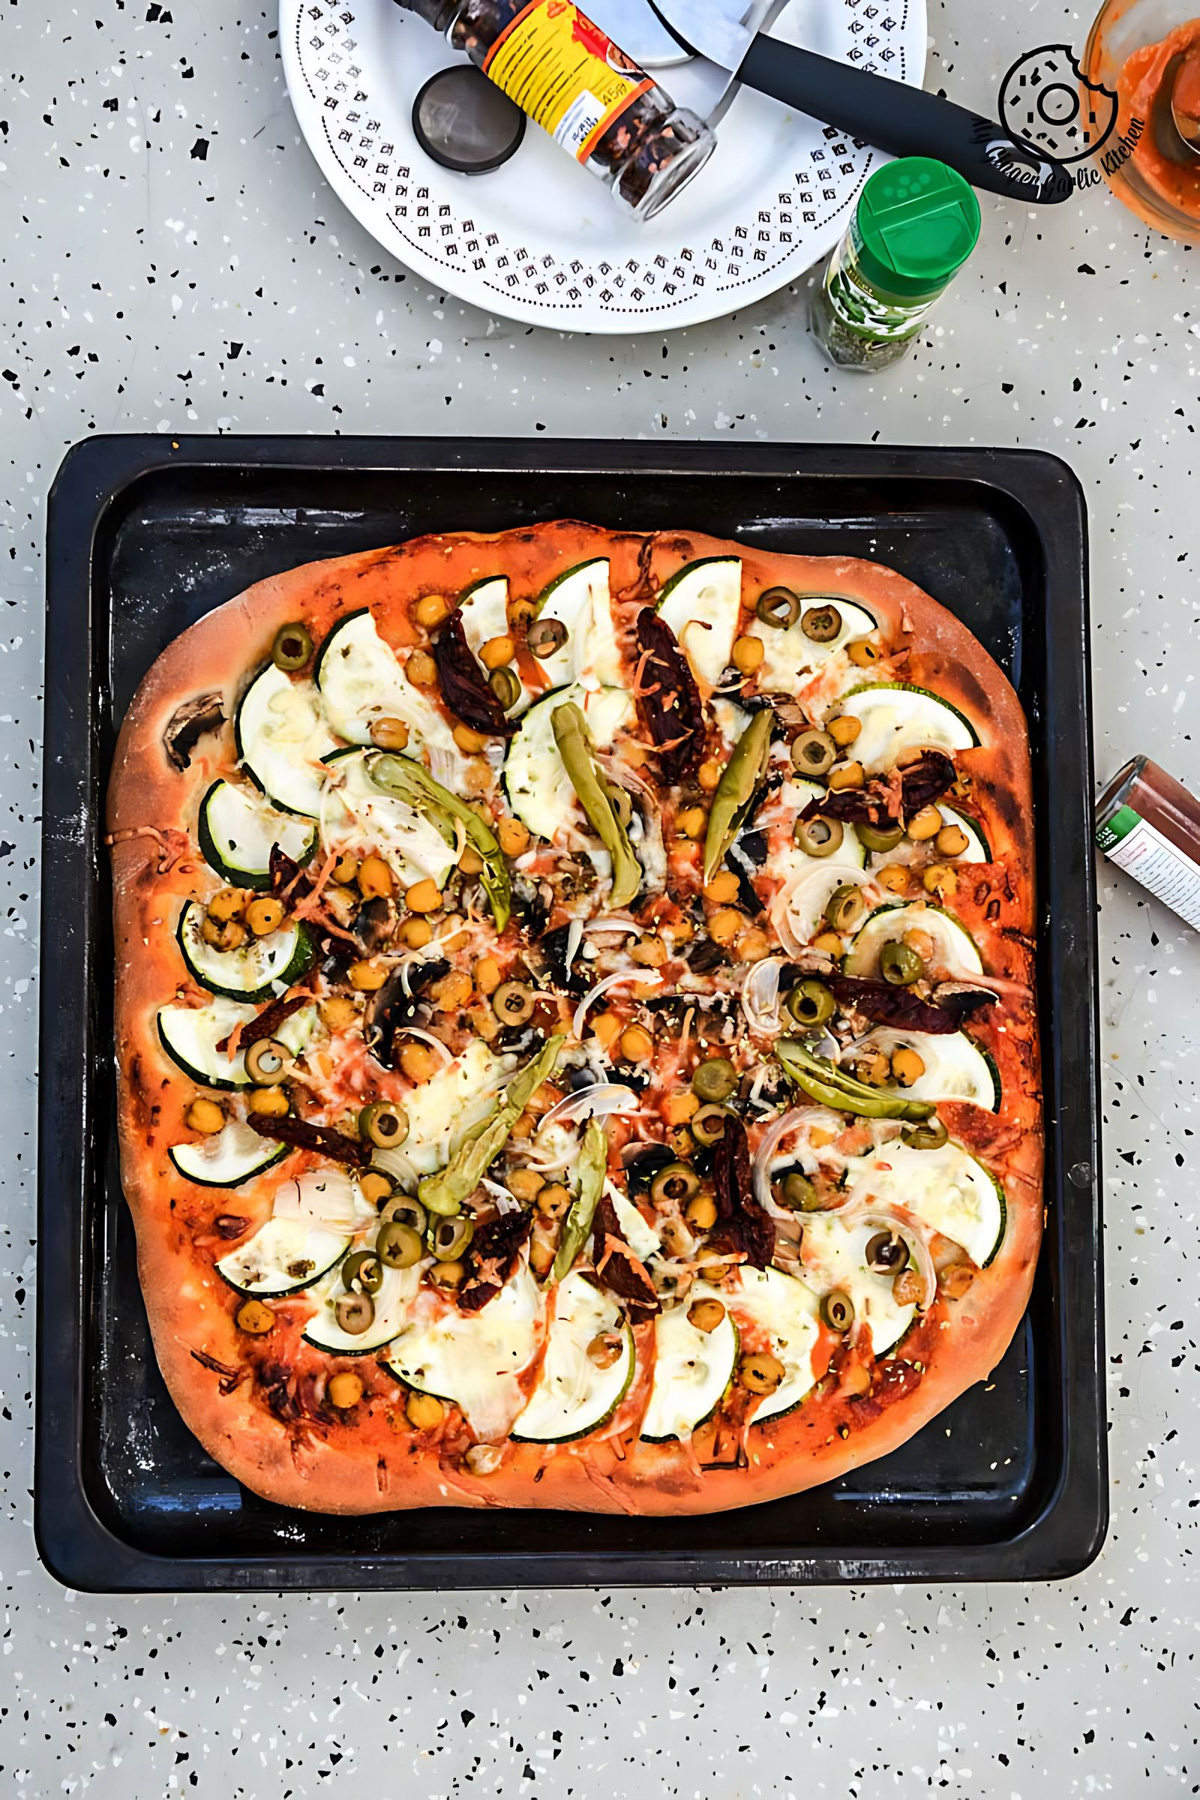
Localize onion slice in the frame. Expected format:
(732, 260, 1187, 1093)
(537, 1082, 639, 1133)
(833, 1194, 938, 1310)
(572, 969, 663, 1040)
(741, 957, 782, 1034)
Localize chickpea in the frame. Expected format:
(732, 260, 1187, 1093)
(851, 1049, 890, 1088)
(201, 915, 245, 952)
(356, 854, 394, 900)
(184, 1096, 225, 1136)
(922, 863, 958, 899)
(847, 638, 881, 668)
(320, 995, 357, 1033)
(474, 954, 503, 996)
(738, 1351, 786, 1394)
(507, 1111, 534, 1142)
(675, 805, 707, 839)
(400, 1041, 441, 1083)
(665, 918, 693, 945)
(811, 931, 845, 957)
(707, 908, 743, 946)
(590, 1011, 622, 1052)
(406, 649, 438, 688)
(507, 1169, 545, 1204)
(877, 864, 911, 896)
(694, 1246, 734, 1280)
(508, 596, 536, 630)
(359, 1171, 394, 1208)
(665, 1091, 699, 1127)
(736, 928, 771, 963)
(703, 870, 741, 905)
(458, 846, 484, 876)
(827, 761, 865, 792)
(398, 915, 434, 949)
(370, 715, 410, 752)
(331, 852, 359, 885)
(890, 1046, 926, 1087)
(586, 1332, 624, 1370)
(328, 1371, 364, 1409)
(827, 714, 862, 748)
(630, 935, 667, 967)
(468, 1001, 502, 1041)
(893, 1267, 924, 1307)
(619, 1024, 654, 1063)
(697, 759, 723, 792)
(242, 896, 283, 938)
(236, 1299, 275, 1335)
(432, 969, 473, 1012)
(907, 806, 943, 842)
(406, 1390, 445, 1430)
(936, 822, 970, 858)
(529, 1228, 556, 1277)
(732, 634, 764, 675)
(207, 886, 245, 924)
(536, 1183, 572, 1219)
(248, 1085, 290, 1117)
(348, 958, 389, 992)
(840, 1362, 872, 1397)
(668, 1125, 695, 1159)
(940, 1261, 977, 1300)
(453, 724, 488, 755)
(658, 1217, 692, 1258)
(497, 817, 530, 858)
(685, 1194, 718, 1231)
(688, 1297, 726, 1333)
(413, 592, 451, 629)
(404, 878, 441, 914)
(480, 633, 516, 670)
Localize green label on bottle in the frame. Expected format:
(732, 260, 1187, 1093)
(1096, 802, 1141, 852)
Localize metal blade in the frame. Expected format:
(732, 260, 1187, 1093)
(581, 0, 694, 68)
(649, 0, 788, 72)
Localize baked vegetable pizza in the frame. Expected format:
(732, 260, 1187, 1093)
(107, 522, 1041, 1516)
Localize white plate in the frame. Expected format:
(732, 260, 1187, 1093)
(281, 0, 927, 334)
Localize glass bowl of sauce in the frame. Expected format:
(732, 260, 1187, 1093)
(1084, 0, 1200, 240)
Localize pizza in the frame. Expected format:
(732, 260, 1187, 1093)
(107, 522, 1041, 1517)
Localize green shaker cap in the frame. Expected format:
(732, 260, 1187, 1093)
(851, 158, 981, 301)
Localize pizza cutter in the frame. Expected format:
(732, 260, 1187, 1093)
(589, 0, 1075, 204)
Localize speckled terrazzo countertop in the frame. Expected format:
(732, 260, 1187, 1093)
(2, 0, 1197, 1792)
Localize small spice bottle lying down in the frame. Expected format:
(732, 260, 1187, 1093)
(1096, 755, 1200, 930)
(396, 0, 716, 219)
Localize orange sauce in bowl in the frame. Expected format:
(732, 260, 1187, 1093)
(1117, 17, 1200, 216)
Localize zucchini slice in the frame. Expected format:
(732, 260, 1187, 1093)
(773, 857, 874, 948)
(176, 900, 316, 1004)
(779, 777, 865, 870)
(843, 901, 984, 979)
(198, 781, 317, 889)
(640, 1285, 739, 1442)
(798, 1212, 917, 1358)
(850, 1026, 1001, 1112)
(511, 1273, 634, 1443)
(849, 1141, 1006, 1269)
(386, 1263, 545, 1439)
(502, 683, 633, 842)
(169, 1117, 288, 1187)
(314, 608, 458, 755)
(235, 663, 338, 817)
(321, 748, 456, 889)
(456, 575, 510, 659)
(728, 1267, 821, 1425)
(217, 1217, 350, 1298)
(833, 682, 979, 773)
(655, 557, 742, 692)
(940, 803, 991, 863)
(157, 999, 255, 1089)
(302, 1262, 421, 1356)
(748, 594, 876, 694)
(534, 559, 621, 689)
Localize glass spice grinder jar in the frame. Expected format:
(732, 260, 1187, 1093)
(396, 0, 716, 220)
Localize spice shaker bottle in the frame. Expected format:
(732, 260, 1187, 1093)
(1096, 755, 1200, 930)
(396, 0, 716, 220)
(810, 157, 981, 372)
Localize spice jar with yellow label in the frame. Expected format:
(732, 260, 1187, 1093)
(397, 0, 716, 219)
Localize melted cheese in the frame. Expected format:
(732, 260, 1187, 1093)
(640, 1285, 738, 1441)
(388, 1263, 545, 1441)
(851, 1027, 999, 1111)
(321, 751, 456, 887)
(747, 596, 876, 693)
(216, 1218, 349, 1297)
(316, 610, 459, 757)
(846, 1142, 1004, 1268)
(728, 1266, 821, 1424)
(832, 684, 977, 773)
(798, 1212, 914, 1357)
(512, 1273, 632, 1442)
(373, 1040, 512, 1182)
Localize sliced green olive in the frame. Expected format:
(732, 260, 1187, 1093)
(430, 1214, 475, 1261)
(778, 1170, 820, 1212)
(801, 604, 842, 644)
(785, 979, 836, 1028)
(692, 1057, 738, 1104)
(793, 815, 844, 858)
(649, 1161, 701, 1206)
(271, 622, 314, 672)
(821, 1289, 855, 1331)
(791, 728, 837, 778)
(376, 1220, 424, 1269)
(342, 1249, 384, 1294)
(527, 617, 568, 659)
(857, 821, 905, 853)
(244, 1038, 292, 1085)
(359, 1101, 410, 1149)
(824, 884, 867, 934)
(380, 1194, 427, 1234)
(880, 940, 925, 986)
(755, 585, 801, 630)
(691, 1104, 731, 1146)
(605, 782, 633, 829)
(903, 1114, 949, 1151)
(492, 980, 535, 1025)
(488, 665, 521, 712)
(866, 1230, 909, 1274)
(334, 1290, 376, 1335)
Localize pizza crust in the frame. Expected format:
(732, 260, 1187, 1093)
(108, 524, 1042, 1516)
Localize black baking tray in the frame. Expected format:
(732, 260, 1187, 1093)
(37, 436, 1105, 1592)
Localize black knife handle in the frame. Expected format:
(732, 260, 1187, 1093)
(738, 36, 1075, 205)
